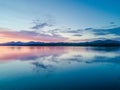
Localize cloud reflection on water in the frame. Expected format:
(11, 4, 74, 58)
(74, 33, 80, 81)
(0, 46, 120, 90)
(0, 46, 120, 71)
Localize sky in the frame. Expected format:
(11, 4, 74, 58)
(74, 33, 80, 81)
(0, 0, 120, 43)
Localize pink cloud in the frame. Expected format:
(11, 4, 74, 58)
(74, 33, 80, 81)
(0, 29, 67, 43)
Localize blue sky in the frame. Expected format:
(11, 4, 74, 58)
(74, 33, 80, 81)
(0, 0, 120, 42)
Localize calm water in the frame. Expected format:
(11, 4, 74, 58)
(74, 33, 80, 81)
(0, 46, 120, 90)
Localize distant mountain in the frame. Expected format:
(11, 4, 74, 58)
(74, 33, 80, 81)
(86, 40, 120, 46)
(0, 40, 120, 46)
(0, 41, 44, 46)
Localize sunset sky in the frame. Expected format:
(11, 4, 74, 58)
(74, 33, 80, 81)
(0, 0, 120, 43)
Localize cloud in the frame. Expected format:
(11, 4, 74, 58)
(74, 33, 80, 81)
(73, 34, 82, 36)
(31, 22, 52, 30)
(27, 18, 120, 42)
(0, 29, 68, 43)
(0, 18, 120, 42)
(66, 27, 120, 41)
(39, 26, 120, 42)
(19, 30, 40, 36)
(86, 27, 120, 36)
(1, 26, 120, 42)
(31, 19, 53, 30)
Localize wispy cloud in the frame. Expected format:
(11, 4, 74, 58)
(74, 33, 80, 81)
(31, 19, 54, 30)
(0, 29, 67, 43)
(31, 22, 52, 30)
(0, 18, 120, 43)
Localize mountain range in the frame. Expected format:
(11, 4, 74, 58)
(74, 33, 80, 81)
(0, 39, 120, 46)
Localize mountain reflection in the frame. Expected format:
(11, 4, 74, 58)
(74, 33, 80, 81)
(0, 46, 120, 70)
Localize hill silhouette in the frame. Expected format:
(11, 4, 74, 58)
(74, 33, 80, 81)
(0, 40, 120, 46)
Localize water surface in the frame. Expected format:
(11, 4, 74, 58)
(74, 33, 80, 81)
(0, 46, 120, 90)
